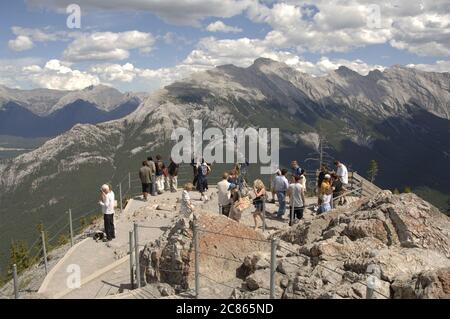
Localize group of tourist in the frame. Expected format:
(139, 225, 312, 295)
(181, 159, 350, 229)
(100, 156, 350, 240)
(138, 155, 180, 200)
(316, 160, 349, 214)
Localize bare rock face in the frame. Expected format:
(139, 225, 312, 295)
(237, 191, 450, 299)
(391, 267, 450, 299)
(140, 191, 450, 299)
(140, 212, 269, 291)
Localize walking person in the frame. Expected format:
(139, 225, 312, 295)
(99, 184, 115, 241)
(252, 179, 266, 230)
(180, 183, 194, 219)
(191, 157, 199, 186)
(287, 175, 306, 226)
(217, 172, 231, 216)
(273, 168, 289, 219)
(139, 160, 152, 201)
(196, 159, 210, 202)
(167, 157, 179, 192)
(155, 155, 166, 194)
(334, 160, 349, 204)
(147, 156, 156, 195)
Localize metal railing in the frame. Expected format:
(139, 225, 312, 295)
(3, 162, 382, 299)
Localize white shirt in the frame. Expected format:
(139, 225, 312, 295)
(180, 190, 193, 218)
(100, 191, 115, 215)
(217, 179, 231, 206)
(273, 175, 289, 192)
(288, 183, 304, 207)
(337, 164, 348, 185)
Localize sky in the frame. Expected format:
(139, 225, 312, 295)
(0, 0, 449, 93)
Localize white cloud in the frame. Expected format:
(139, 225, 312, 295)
(206, 21, 243, 33)
(8, 35, 34, 51)
(90, 63, 137, 82)
(246, 0, 450, 56)
(23, 59, 100, 90)
(63, 30, 155, 62)
(406, 60, 450, 73)
(27, 0, 253, 26)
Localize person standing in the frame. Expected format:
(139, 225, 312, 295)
(147, 157, 156, 195)
(99, 184, 115, 241)
(180, 183, 194, 219)
(155, 155, 166, 194)
(269, 169, 281, 203)
(139, 161, 152, 201)
(290, 161, 304, 180)
(167, 157, 179, 192)
(196, 159, 210, 202)
(252, 179, 266, 230)
(273, 168, 289, 219)
(334, 160, 349, 204)
(191, 157, 199, 186)
(287, 175, 306, 225)
(228, 183, 242, 222)
(217, 172, 231, 216)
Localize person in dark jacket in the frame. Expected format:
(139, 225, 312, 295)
(167, 157, 179, 192)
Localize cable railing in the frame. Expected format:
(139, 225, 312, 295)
(3, 161, 380, 299)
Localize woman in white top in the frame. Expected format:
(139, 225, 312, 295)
(180, 183, 195, 219)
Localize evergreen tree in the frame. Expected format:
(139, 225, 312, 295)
(367, 160, 379, 183)
(393, 188, 400, 195)
(8, 240, 31, 275)
(403, 186, 412, 193)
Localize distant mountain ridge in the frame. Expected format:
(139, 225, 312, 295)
(0, 58, 449, 274)
(0, 85, 145, 137)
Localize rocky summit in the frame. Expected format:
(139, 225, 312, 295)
(138, 191, 450, 299)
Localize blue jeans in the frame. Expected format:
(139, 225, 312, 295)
(277, 191, 286, 217)
(318, 203, 331, 214)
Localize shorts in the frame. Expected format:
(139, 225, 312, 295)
(253, 200, 264, 211)
(142, 183, 151, 193)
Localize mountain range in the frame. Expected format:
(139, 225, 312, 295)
(0, 57, 449, 273)
(0, 85, 144, 137)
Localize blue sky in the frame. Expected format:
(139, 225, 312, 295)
(0, 0, 449, 92)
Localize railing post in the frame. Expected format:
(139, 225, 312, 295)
(41, 231, 48, 275)
(128, 172, 131, 190)
(68, 209, 74, 247)
(330, 193, 334, 210)
(262, 200, 266, 232)
(289, 200, 294, 226)
(151, 174, 156, 196)
(218, 204, 222, 215)
(366, 264, 381, 299)
(129, 230, 135, 290)
(119, 183, 123, 215)
(270, 238, 278, 299)
(134, 223, 141, 288)
(193, 217, 200, 299)
(12, 264, 19, 299)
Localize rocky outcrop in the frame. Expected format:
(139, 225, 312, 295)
(235, 191, 450, 299)
(140, 212, 269, 291)
(138, 190, 450, 299)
